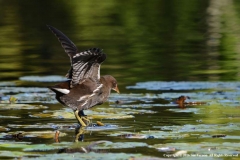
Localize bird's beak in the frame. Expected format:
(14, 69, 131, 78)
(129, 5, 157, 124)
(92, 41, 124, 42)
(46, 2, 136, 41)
(113, 85, 120, 93)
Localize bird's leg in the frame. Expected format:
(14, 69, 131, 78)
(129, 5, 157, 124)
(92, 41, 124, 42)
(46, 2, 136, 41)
(74, 110, 87, 127)
(74, 110, 91, 127)
(78, 110, 91, 126)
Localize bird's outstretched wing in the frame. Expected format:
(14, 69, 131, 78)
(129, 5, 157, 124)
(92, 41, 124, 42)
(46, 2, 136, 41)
(70, 48, 106, 87)
(47, 25, 106, 87)
(47, 25, 78, 57)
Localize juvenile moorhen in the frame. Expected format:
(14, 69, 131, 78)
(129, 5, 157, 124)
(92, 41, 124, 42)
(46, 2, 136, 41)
(47, 25, 119, 127)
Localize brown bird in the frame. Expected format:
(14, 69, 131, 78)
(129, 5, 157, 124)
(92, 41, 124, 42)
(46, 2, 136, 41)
(47, 25, 119, 127)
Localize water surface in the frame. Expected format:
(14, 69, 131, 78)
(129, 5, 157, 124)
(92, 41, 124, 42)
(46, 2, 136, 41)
(0, 0, 240, 159)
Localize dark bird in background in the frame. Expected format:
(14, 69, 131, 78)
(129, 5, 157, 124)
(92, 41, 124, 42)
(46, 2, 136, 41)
(176, 96, 190, 105)
(47, 25, 119, 127)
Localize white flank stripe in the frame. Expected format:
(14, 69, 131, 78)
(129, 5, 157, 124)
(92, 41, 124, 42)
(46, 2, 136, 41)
(97, 66, 100, 80)
(93, 84, 103, 93)
(77, 95, 89, 101)
(79, 84, 103, 107)
(82, 101, 88, 107)
(53, 88, 70, 94)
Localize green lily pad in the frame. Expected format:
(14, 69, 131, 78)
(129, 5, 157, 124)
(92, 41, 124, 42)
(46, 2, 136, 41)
(4, 131, 67, 139)
(0, 82, 15, 86)
(0, 104, 48, 110)
(0, 115, 20, 118)
(23, 152, 161, 160)
(19, 75, 67, 82)
(0, 150, 39, 158)
(0, 87, 49, 94)
(0, 126, 10, 132)
(127, 81, 240, 90)
(150, 142, 240, 155)
(44, 108, 136, 120)
(90, 141, 148, 149)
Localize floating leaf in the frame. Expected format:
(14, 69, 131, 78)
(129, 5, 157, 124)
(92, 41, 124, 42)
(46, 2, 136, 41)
(0, 104, 48, 110)
(5, 131, 67, 139)
(90, 141, 148, 149)
(0, 126, 10, 132)
(127, 81, 240, 91)
(0, 115, 20, 118)
(150, 142, 240, 155)
(0, 87, 49, 94)
(23, 152, 159, 160)
(85, 124, 119, 131)
(0, 82, 15, 86)
(19, 75, 68, 82)
(9, 96, 18, 103)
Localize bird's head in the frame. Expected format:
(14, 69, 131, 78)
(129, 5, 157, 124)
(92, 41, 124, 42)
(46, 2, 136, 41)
(111, 80, 120, 93)
(102, 75, 120, 93)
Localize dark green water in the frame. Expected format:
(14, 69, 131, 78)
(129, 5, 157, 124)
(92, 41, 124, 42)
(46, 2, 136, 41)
(0, 0, 240, 159)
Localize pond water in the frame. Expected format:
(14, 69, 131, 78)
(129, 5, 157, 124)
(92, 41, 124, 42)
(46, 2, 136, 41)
(0, 0, 240, 159)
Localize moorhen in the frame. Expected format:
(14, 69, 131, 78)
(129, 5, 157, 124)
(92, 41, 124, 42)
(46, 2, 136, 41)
(47, 25, 119, 126)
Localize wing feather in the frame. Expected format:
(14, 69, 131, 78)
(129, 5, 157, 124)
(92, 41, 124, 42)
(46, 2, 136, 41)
(47, 25, 78, 56)
(47, 25, 106, 87)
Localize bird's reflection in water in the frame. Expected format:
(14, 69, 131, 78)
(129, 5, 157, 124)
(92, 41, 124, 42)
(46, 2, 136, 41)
(57, 126, 109, 154)
(74, 121, 105, 142)
(57, 140, 109, 154)
(75, 126, 85, 142)
(54, 126, 86, 143)
(55, 126, 109, 154)
(175, 95, 207, 108)
(175, 95, 190, 108)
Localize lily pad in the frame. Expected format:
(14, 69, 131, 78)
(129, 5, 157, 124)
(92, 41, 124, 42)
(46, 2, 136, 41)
(23, 152, 160, 160)
(127, 81, 240, 91)
(0, 104, 48, 110)
(85, 124, 119, 131)
(7, 123, 78, 130)
(0, 87, 49, 94)
(109, 93, 159, 104)
(19, 75, 68, 82)
(14, 93, 55, 103)
(92, 107, 155, 117)
(0, 82, 15, 86)
(47, 108, 136, 120)
(4, 130, 67, 139)
(150, 142, 240, 155)
(113, 132, 148, 139)
(90, 141, 148, 149)
(0, 150, 39, 158)
(0, 126, 10, 132)
(0, 115, 20, 118)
